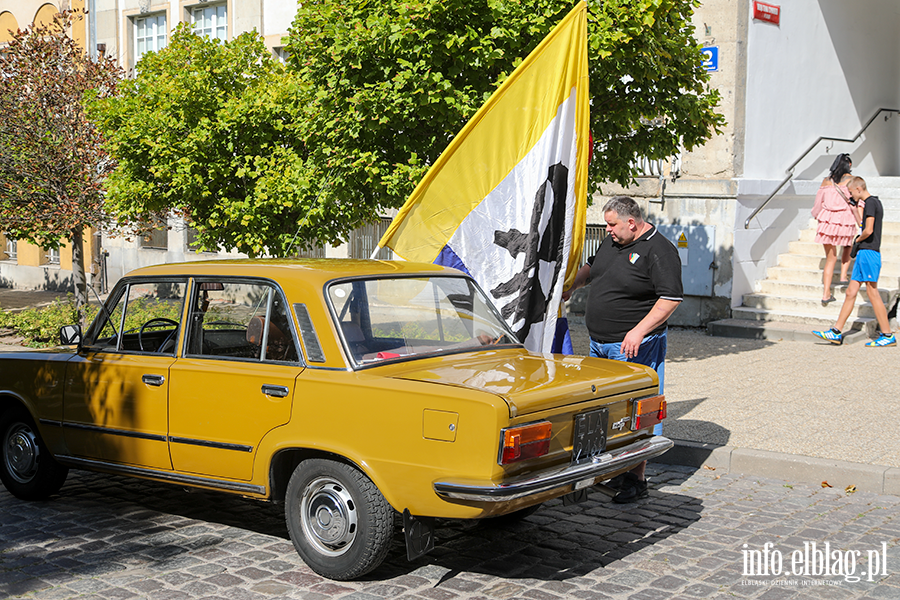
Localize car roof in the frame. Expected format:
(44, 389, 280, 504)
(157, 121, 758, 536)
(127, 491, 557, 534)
(122, 258, 460, 286)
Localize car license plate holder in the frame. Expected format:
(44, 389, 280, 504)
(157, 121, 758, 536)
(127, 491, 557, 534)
(571, 407, 608, 464)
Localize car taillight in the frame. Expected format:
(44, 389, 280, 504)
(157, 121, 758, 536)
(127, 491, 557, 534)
(498, 421, 551, 465)
(631, 395, 666, 431)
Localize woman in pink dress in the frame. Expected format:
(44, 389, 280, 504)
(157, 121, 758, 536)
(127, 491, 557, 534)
(812, 154, 861, 304)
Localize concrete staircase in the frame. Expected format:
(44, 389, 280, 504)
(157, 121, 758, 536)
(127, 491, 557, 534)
(710, 179, 900, 343)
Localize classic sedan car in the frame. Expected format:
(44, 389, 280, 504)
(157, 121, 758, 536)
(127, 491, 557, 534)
(0, 259, 671, 579)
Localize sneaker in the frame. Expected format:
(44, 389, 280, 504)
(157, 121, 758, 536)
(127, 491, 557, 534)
(611, 472, 649, 504)
(813, 328, 843, 345)
(866, 333, 897, 347)
(605, 472, 629, 491)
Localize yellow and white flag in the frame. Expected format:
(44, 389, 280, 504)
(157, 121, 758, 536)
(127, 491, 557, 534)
(375, 2, 589, 353)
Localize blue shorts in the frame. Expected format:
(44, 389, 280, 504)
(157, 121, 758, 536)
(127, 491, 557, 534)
(590, 330, 667, 435)
(852, 249, 881, 283)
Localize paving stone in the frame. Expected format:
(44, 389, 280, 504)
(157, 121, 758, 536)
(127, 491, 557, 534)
(1, 468, 898, 600)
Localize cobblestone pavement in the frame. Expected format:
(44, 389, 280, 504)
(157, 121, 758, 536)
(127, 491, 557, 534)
(2, 464, 899, 599)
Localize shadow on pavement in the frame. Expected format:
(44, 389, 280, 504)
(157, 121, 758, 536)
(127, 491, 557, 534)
(666, 326, 776, 362)
(377, 466, 702, 581)
(663, 396, 732, 446)
(0, 465, 703, 590)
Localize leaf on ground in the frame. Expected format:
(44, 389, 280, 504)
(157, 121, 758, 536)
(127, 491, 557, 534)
(821, 481, 832, 488)
(845, 485, 857, 494)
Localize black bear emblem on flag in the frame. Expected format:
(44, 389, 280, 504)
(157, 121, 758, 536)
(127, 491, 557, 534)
(490, 163, 568, 345)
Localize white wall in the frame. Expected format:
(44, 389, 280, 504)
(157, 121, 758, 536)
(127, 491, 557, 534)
(263, 0, 295, 38)
(742, 0, 900, 181)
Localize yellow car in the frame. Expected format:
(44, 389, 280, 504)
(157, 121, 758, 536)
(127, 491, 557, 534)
(0, 259, 671, 579)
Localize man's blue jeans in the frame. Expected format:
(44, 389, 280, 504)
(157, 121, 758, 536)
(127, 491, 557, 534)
(590, 330, 667, 436)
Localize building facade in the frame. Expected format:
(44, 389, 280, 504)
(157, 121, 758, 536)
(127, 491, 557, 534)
(604, 0, 900, 326)
(0, 0, 98, 290)
(4, 1, 898, 328)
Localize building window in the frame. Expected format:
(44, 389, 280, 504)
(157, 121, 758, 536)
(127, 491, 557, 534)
(349, 218, 393, 260)
(46, 248, 60, 265)
(3, 235, 15, 260)
(185, 227, 218, 253)
(135, 13, 167, 64)
(273, 47, 289, 63)
(192, 3, 227, 41)
(141, 222, 168, 250)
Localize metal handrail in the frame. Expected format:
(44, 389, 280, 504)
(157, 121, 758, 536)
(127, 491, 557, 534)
(743, 107, 900, 229)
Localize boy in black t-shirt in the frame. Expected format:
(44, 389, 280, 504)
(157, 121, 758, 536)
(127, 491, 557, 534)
(813, 176, 896, 347)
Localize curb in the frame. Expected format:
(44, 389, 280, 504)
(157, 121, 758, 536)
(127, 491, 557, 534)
(653, 439, 900, 496)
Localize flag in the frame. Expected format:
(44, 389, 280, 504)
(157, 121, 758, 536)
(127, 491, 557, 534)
(375, 2, 589, 353)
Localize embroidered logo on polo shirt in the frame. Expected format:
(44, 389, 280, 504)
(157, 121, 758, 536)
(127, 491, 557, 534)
(629, 252, 640, 264)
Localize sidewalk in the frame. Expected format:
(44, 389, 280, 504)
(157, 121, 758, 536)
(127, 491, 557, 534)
(566, 316, 900, 494)
(0, 287, 72, 311)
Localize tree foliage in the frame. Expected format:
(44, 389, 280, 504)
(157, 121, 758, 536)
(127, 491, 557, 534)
(0, 10, 121, 309)
(285, 0, 725, 200)
(88, 24, 317, 257)
(92, 0, 723, 256)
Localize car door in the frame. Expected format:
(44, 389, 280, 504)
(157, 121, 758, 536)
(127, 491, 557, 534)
(63, 279, 187, 470)
(167, 278, 303, 481)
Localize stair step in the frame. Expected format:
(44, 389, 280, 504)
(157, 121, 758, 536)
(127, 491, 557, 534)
(741, 292, 896, 319)
(764, 266, 858, 285)
(797, 228, 900, 244)
(756, 280, 896, 303)
(776, 253, 900, 275)
(722, 180, 900, 342)
(730, 306, 879, 336)
(707, 318, 871, 344)
(788, 239, 900, 256)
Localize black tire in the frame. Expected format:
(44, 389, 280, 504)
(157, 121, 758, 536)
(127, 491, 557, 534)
(285, 459, 393, 580)
(0, 406, 68, 500)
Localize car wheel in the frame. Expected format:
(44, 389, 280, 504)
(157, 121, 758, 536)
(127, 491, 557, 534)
(285, 458, 393, 580)
(0, 407, 68, 500)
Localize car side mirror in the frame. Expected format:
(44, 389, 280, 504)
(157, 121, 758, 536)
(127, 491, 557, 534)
(59, 324, 82, 346)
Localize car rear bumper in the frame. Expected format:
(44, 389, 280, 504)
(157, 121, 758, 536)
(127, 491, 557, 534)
(433, 435, 673, 502)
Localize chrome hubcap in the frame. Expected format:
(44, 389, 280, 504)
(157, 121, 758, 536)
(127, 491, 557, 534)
(5, 423, 39, 484)
(300, 477, 357, 556)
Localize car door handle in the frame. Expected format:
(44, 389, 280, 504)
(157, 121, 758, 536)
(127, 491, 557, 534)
(142, 374, 165, 386)
(261, 384, 289, 398)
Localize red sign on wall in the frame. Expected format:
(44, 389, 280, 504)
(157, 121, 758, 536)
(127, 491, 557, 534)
(753, 1, 780, 25)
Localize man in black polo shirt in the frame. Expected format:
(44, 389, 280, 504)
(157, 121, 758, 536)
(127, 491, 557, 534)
(565, 196, 683, 502)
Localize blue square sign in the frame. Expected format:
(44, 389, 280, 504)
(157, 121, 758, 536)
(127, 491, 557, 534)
(701, 46, 718, 72)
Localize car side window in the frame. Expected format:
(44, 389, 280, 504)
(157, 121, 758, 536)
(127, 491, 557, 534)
(86, 280, 186, 354)
(185, 279, 300, 364)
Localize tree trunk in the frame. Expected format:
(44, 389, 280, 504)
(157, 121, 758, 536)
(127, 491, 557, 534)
(71, 228, 88, 323)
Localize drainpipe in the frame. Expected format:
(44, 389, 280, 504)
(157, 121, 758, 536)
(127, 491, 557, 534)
(88, 0, 97, 60)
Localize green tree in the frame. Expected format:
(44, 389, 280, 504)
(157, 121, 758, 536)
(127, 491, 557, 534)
(89, 24, 319, 257)
(286, 0, 725, 203)
(92, 1, 723, 256)
(0, 10, 121, 311)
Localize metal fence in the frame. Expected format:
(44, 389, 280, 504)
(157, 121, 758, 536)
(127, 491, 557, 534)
(631, 154, 682, 179)
(350, 218, 394, 260)
(580, 224, 605, 266)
